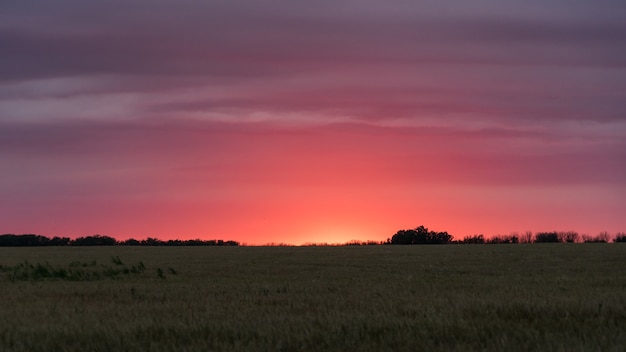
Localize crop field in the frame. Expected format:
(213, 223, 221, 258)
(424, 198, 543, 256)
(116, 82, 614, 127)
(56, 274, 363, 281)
(0, 244, 625, 351)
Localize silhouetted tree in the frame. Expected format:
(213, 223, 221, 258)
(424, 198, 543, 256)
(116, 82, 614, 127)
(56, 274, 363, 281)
(71, 235, 117, 246)
(597, 231, 612, 243)
(166, 239, 183, 246)
(507, 232, 520, 243)
(122, 238, 141, 245)
(520, 231, 534, 243)
(388, 226, 453, 245)
(582, 232, 611, 243)
(141, 237, 163, 246)
(50, 236, 71, 246)
(614, 233, 626, 243)
(0, 233, 240, 246)
(184, 239, 205, 246)
(487, 234, 519, 244)
(558, 231, 580, 243)
(534, 232, 560, 243)
(463, 235, 485, 244)
(1, 234, 22, 246)
(0, 234, 52, 246)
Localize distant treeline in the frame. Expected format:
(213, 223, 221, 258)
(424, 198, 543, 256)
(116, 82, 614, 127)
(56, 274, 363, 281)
(385, 227, 626, 245)
(256, 228, 626, 246)
(458, 231, 626, 244)
(0, 234, 240, 247)
(1, 228, 625, 247)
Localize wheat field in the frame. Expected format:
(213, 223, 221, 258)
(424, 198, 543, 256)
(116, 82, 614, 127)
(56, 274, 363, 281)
(0, 244, 624, 351)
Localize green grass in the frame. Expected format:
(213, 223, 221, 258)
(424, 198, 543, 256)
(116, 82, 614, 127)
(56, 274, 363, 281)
(0, 245, 624, 351)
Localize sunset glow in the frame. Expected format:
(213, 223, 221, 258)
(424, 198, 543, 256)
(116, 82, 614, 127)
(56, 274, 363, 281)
(1, 1, 625, 244)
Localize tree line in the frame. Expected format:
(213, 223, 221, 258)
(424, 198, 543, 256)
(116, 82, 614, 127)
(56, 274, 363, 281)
(0, 234, 239, 247)
(1, 227, 625, 246)
(386, 227, 626, 245)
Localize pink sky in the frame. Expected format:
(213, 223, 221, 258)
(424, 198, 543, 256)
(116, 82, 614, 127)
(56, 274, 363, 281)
(1, 1, 625, 244)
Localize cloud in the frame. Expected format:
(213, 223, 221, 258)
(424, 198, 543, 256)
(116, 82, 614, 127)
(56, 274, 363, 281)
(1, 0, 624, 131)
(1, 1, 624, 239)
(2, 1, 625, 81)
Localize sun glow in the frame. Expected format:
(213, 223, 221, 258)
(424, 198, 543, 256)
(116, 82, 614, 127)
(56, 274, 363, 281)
(292, 223, 374, 245)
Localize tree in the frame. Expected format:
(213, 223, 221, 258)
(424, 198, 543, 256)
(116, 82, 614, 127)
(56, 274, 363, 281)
(558, 231, 579, 243)
(0, 234, 52, 246)
(388, 226, 453, 245)
(582, 232, 611, 243)
(521, 231, 534, 243)
(122, 238, 141, 245)
(463, 235, 485, 244)
(50, 236, 71, 246)
(71, 235, 117, 246)
(487, 234, 519, 244)
(534, 232, 559, 243)
(614, 233, 626, 243)
(141, 237, 163, 246)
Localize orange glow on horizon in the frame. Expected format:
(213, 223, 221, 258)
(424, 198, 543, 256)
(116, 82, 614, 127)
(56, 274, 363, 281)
(2, 120, 624, 244)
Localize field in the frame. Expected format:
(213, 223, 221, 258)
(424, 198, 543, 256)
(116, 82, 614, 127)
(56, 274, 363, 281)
(0, 245, 625, 351)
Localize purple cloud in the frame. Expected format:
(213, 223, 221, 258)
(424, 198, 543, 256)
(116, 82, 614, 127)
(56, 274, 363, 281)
(1, 0, 624, 240)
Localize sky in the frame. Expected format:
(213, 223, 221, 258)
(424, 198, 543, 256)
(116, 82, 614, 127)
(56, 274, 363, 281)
(1, 0, 625, 244)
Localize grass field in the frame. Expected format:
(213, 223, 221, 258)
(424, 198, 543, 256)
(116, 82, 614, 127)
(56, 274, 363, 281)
(0, 244, 625, 351)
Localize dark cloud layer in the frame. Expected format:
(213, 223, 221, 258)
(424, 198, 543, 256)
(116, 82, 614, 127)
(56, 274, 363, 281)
(3, 1, 626, 75)
(2, 0, 625, 130)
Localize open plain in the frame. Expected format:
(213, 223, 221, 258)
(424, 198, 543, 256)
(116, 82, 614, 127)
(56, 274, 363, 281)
(1, 244, 625, 351)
